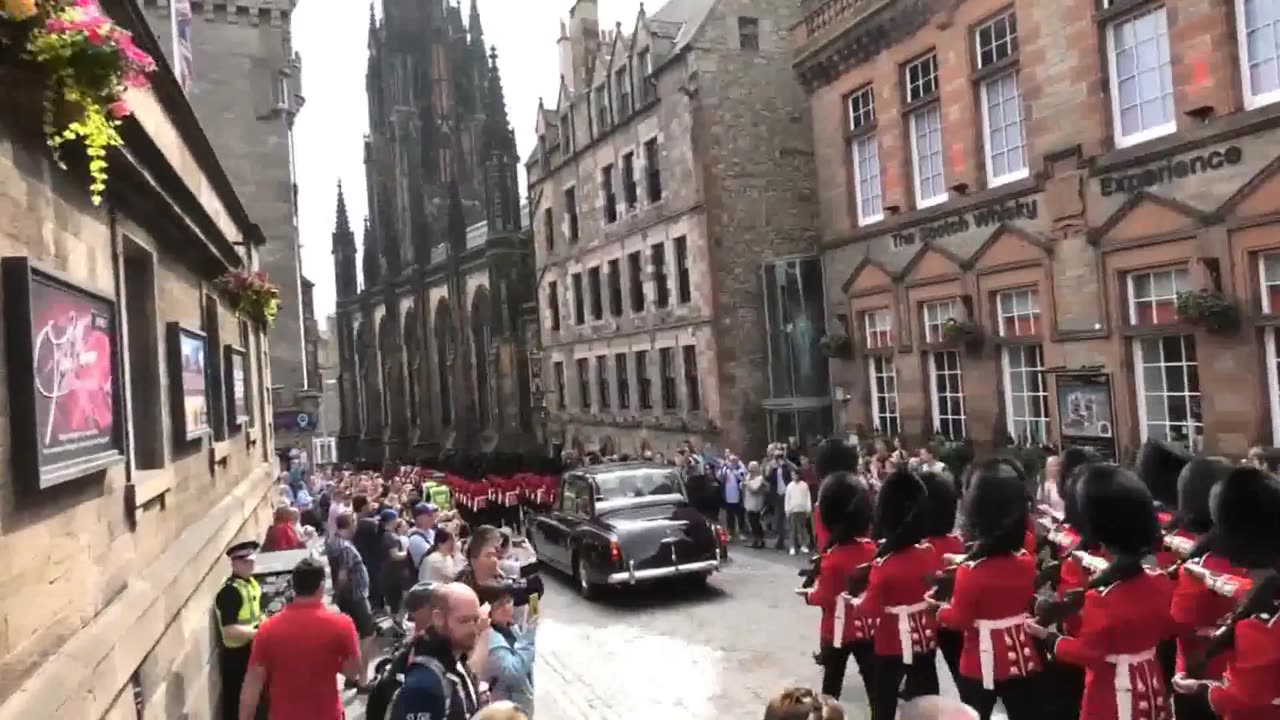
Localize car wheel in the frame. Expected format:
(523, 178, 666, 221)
(574, 554, 598, 601)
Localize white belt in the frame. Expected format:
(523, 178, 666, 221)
(975, 614, 1028, 690)
(1105, 648, 1156, 720)
(886, 601, 930, 665)
(834, 593, 847, 647)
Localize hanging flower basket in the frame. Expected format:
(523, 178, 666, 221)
(818, 332, 852, 359)
(1175, 289, 1239, 333)
(217, 270, 282, 328)
(2, 0, 157, 205)
(940, 318, 982, 348)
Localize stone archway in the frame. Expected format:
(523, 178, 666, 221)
(470, 286, 493, 429)
(433, 299, 455, 428)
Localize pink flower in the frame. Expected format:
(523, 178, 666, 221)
(86, 28, 105, 45)
(107, 100, 130, 119)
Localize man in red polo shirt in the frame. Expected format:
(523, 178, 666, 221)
(238, 557, 363, 720)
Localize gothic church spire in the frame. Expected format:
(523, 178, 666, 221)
(334, 181, 351, 239)
(483, 46, 513, 158)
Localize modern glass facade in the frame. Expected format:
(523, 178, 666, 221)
(761, 257, 833, 446)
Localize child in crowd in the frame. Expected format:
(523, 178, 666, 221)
(785, 470, 813, 555)
(763, 688, 845, 720)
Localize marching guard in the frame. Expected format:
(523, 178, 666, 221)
(847, 469, 943, 720)
(806, 467, 878, 700)
(919, 469, 964, 687)
(1172, 465, 1280, 719)
(929, 458, 1044, 720)
(1167, 456, 1238, 720)
(1026, 464, 1175, 720)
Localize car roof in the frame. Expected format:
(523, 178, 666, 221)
(571, 461, 676, 477)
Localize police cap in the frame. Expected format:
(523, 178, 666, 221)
(226, 540, 260, 560)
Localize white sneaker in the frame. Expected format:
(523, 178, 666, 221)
(789, 548, 797, 556)
(801, 546, 810, 554)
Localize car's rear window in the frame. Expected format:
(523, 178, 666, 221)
(594, 469, 682, 500)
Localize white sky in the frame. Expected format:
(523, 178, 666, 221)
(292, 0, 643, 320)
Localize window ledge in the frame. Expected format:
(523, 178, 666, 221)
(131, 468, 175, 507)
(211, 439, 233, 465)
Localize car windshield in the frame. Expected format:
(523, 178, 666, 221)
(594, 468, 682, 501)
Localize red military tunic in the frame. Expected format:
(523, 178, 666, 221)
(1207, 609, 1280, 720)
(927, 533, 965, 560)
(807, 538, 878, 645)
(813, 511, 830, 553)
(1156, 527, 1195, 570)
(937, 550, 1044, 689)
(1053, 569, 1176, 720)
(1170, 552, 1244, 679)
(849, 543, 944, 662)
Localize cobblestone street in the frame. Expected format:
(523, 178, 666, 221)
(348, 544, 985, 720)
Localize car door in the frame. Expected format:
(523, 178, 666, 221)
(534, 474, 578, 570)
(559, 475, 595, 560)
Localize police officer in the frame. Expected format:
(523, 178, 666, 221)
(214, 540, 265, 720)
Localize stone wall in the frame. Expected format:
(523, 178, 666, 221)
(0, 25, 276, 720)
(142, 0, 308, 414)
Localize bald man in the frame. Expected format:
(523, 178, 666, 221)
(899, 696, 981, 720)
(390, 583, 486, 720)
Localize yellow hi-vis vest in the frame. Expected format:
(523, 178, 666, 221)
(216, 576, 262, 649)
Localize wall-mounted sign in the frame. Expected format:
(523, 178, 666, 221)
(2, 258, 125, 490)
(1098, 145, 1243, 197)
(274, 410, 317, 431)
(890, 198, 1039, 247)
(168, 323, 210, 442)
(1055, 371, 1117, 461)
(224, 345, 250, 429)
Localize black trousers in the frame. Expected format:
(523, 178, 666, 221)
(937, 628, 963, 688)
(722, 502, 744, 536)
(872, 652, 938, 720)
(219, 649, 267, 720)
(746, 510, 764, 545)
(820, 641, 876, 701)
(1174, 688, 1217, 720)
(1041, 662, 1085, 720)
(955, 674, 1043, 720)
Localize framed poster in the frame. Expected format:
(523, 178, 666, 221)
(1055, 372, 1117, 461)
(1, 258, 125, 490)
(223, 345, 250, 429)
(167, 323, 210, 442)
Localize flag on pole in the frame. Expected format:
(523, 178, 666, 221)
(170, 0, 193, 93)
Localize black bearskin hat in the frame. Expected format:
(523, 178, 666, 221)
(1075, 464, 1160, 556)
(1135, 438, 1191, 509)
(1176, 457, 1232, 534)
(818, 471, 874, 544)
(919, 470, 958, 537)
(814, 438, 859, 479)
(1211, 466, 1280, 569)
(1059, 446, 1101, 527)
(962, 458, 1031, 556)
(873, 469, 929, 552)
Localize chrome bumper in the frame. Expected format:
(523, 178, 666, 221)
(605, 546, 724, 585)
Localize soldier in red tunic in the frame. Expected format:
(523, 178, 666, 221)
(1166, 457, 1237, 720)
(806, 467, 878, 701)
(1172, 466, 1280, 720)
(847, 469, 943, 720)
(1026, 464, 1176, 720)
(1135, 439, 1193, 690)
(1036, 445, 1102, 720)
(920, 469, 964, 688)
(931, 458, 1044, 720)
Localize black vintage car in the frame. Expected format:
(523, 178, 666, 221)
(527, 462, 729, 599)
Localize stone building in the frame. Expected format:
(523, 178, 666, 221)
(0, 0, 277, 716)
(141, 0, 316, 457)
(332, 0, 537, 463)
(527, 0, 822, 459)
(795, 0, 1280, 460)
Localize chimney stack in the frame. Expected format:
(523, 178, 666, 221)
(558, 18, 574, 92)
(569, 0, 599, 94)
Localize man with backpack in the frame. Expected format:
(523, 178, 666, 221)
(406, 502, 439, 581)
(390, 582, 487, 720)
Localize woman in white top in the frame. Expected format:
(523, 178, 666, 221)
(421, 527, 460, 584)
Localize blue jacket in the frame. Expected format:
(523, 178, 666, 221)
(484, 623, 537, 717)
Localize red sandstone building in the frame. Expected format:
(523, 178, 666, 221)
(794, 0, 1280, 459)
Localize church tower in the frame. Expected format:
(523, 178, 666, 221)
(332, 183, 358, 301)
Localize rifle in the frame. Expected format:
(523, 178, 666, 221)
(1185, 572, 1278, 679)
(1031, 549, 1111, 626)
(926, 553, 967, 603)
(799, 553, 822, 589)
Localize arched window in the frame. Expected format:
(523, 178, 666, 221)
(471, 288, 493, 427)
(434, 300, 454, 428)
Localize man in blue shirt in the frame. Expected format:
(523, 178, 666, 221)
(391, 583, 485, 720)
(718, 452, 747, 541)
